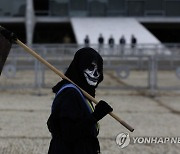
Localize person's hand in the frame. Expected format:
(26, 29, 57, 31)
(92, 100, 113, 121)
(0, 28, 17, 43)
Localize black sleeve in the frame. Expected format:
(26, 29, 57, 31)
(50, 88, 97, 142)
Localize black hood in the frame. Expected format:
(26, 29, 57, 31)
(52, 47, 103, 97)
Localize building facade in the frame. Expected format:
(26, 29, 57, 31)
(1, 0, 180, 44)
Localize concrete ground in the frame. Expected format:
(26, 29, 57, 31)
(0, 87, 180, 154)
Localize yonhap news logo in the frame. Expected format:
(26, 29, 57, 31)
(116, 132, 180, 149)
(116, 132, 130, 148)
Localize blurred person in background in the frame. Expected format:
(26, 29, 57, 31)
(98, 33, 104, 53)
(108, 35, 114, 49)
(131, 34, 137, 48)
(84, 35, 90, 47)
(131, 34, 137, 54)
(108, 35, 115, 54)
(119, 35, 126, 55)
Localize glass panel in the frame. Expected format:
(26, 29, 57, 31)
(145, 0, 164, 10)
(13, 0, 26, 16)
(0, 0, 12, 16)
(107, 0, 125, 16)
(88, 1, 106, 16)
(127, 1, 145, 16)
(165, 1, 180, 16)
(70, 0, 87, 11)
(49, 0, 69, 16)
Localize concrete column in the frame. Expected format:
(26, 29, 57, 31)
(26, 0, 36, 47)
(25, 0, 42, 89)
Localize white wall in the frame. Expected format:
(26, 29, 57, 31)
(71, 17, 161, 44)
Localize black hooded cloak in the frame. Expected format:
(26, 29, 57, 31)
(47, 47, 103, 154)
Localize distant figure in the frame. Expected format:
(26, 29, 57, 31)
(108, 35, 114, 49)
(119, 35, 126, 55)
(98, 33, 104, 45)
(63, 34, 71, 44)
(131, 34, 137, 48)
(84, 35, 90, 47)
(98, 33, 104, 53)
(120, 35, 126, 45)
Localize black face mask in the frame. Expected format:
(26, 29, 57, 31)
(52, 47, 103, 97)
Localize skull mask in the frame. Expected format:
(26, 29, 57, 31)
(56, 47, 103, 97)
(84, 62, 100, 86)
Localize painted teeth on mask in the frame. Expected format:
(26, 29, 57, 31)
(84, 72, 98, 82)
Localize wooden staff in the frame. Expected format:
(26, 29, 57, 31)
(16, 39, 134, 132)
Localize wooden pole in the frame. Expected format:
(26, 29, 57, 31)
(16, 39, 134, 132)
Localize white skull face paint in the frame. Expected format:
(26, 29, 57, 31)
(84, 62, 100, 86)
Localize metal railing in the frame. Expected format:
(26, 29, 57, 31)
(1, 43, 180, 95)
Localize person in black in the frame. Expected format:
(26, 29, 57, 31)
(120, 35, 126, 46)
(108, 35, 114, 49)
(98, 33, 104, 45)
(131, 34, 137, 49)
(98, 33, 104, 53)
(0, 29, 113, 154)
(84, 35, 90, 47)
(119, 35, 126, 55)
(47, 47, 113, 154)
(130, 34, 137, 54)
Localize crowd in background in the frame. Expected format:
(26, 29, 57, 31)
(83, 34, 137, 54)
(84, 33, 137, 49)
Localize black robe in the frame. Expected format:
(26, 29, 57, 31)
(47, 83, 100, 154)
(47, 47, 104, 154)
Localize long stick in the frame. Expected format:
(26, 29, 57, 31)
(16, 39, 134, 132)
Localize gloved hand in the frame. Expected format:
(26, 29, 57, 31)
(0, 28, 17, 43)
(92, 100, 113, 121)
